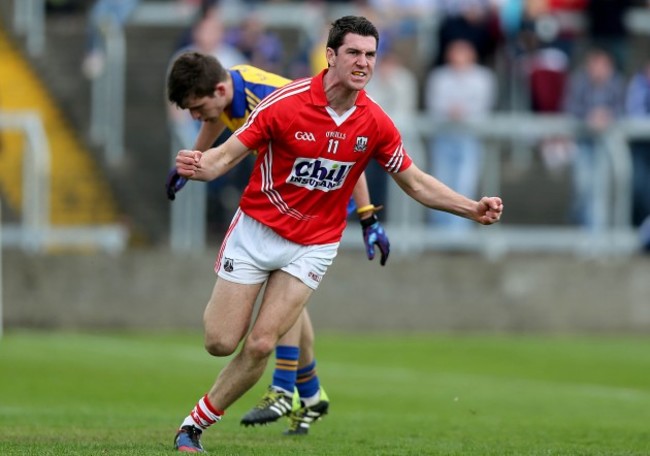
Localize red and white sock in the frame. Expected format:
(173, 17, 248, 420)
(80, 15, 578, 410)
(181, 394, 224, 430)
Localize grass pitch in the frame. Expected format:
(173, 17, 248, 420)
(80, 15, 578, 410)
(0, 330, 648, 455)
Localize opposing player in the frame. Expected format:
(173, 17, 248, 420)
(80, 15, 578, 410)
(171, 16, 503, 452)
(165, 52, 390, 437)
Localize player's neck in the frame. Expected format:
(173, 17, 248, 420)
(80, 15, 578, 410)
(323, 79, 359, 115)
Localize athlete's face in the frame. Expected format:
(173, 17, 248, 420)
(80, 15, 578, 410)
(185, 84, 229, 122)
(327, 33, 377, 90)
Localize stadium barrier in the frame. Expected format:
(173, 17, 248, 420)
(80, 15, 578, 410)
(89, 17, 126, 166)
(0, 111, 128, 253)
(169, 112, 647, 257)
(7, 1, 649, 257)
(0, 111, 50, 251)
(349, 114, 644, 258)
(169, 127, 208, 253)
(75, 0, 644, 257)
(0, 201, 3, 339)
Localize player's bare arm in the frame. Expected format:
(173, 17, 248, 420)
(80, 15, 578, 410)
(392, 164, 503, 225)
(176, 134, 251, 182)
(351, 172, 382, 220)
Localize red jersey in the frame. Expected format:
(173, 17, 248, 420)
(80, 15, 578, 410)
(234, 69, 413, 245)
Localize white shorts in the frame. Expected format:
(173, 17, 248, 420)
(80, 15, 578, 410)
(215, 209, 340, 290)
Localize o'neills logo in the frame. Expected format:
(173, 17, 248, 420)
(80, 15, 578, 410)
(287, 157, 354, 192)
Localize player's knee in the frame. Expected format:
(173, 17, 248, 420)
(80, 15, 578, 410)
(204, 334, 238, 357)
(243, 334, 276, 361)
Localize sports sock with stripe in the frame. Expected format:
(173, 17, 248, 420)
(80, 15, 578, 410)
(272, 345, 300, 394)
(181, 394, 224, 430)
(296, 360, 321, 406)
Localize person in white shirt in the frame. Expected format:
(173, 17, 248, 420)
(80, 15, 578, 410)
(425, 39, 496, 230)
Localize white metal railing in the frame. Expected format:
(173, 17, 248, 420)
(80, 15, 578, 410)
(0, 111, 129, 253)
(169, 126, 207, 253)
(0, 111, 50, 250)
(89, 17, 126, 165)
(169, 113, 646, 257)
(338, 114, 644, 258)
(11, 0, 45, 56)
(9, 0, 647, 256)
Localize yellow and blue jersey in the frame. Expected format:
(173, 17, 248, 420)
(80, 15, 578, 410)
(219, 65, 291, 133)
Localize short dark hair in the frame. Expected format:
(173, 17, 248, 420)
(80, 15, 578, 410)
(326, 16, 379, 54)
(167, 51, 228, 108)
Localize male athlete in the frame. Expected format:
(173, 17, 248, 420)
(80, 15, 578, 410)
(165, 52, 390, 438)
(171, 16, 503, 452)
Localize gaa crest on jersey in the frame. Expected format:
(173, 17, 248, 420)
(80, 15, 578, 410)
(294, 131, 316, 142)
(223, 257, 234, 272)
(354, 136, 368, 153)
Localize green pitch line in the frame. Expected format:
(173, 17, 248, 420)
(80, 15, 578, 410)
(0, 331, 648, 455)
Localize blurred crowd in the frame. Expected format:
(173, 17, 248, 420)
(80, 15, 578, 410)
(49, 0, 650, 247)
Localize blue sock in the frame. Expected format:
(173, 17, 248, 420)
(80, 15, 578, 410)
(272, 346, 299, 393)
(296, 360, 320, 399)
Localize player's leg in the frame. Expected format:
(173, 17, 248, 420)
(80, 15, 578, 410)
(285, 309, 330, 435)
(175, 277, 263, 452)
(176, 271, 312, 452)
(240, 311, 303, 426)
(208, 270, 312, 407)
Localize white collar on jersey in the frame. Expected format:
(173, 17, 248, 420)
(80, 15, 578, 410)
(325, 106, 357, 127)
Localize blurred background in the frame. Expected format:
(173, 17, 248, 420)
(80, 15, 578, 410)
(1, 0, 650, 334)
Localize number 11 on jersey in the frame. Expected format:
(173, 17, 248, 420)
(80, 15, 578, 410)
(327, 139, 339, 154)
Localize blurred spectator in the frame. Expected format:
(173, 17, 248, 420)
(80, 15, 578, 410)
(526, 47, 569, 113)
(81, 0, 140, 79)
(364, 49, 420, 220)
(503, 0, 585, 111)
(368, 0, 435, 36)
(432, 0, 501, 67)
(174, 0, 221, 49)
(425, 39, 496, 230)
(624, 61, 650, 228)
(537, 0, 586, 59)
(286, 19, 332, 79)
(525, 46, 573, 175)
(224, 13, 284, 74)
(366, 0, 435, 70)
(585, 0, 634, 72)
(366, 50, 419, 116)
(500, 0, 580, 171)
(563, 48, 625, 228)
